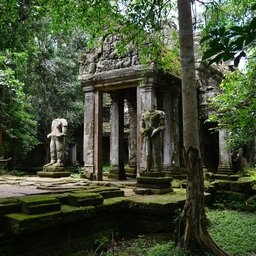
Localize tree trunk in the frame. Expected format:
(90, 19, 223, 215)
(177, 0, 229, 255)
(0, 127, 3, 157)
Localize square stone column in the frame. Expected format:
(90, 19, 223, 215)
(94, 90, 103, 180)
(162, 88, 181, 172)
(126, 95, 137, 177)
(82, 86, 95, 180)
(81, 86, 103, 180)
(218, 128, 232, 173)
(137, 76, 157, 174)
(108, 92, 126, 180)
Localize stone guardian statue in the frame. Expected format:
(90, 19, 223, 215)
(140, 109, 165, 172)
(45, 118, 68, 167)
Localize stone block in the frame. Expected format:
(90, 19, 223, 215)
(99, 190, 124, 198)
(230, 180, 254, 194)
(67, 192, 104, 207)
(140, 172, 166, 177)
(84, 187, 125, 199)
(136, 183, 169, 189)
(18, 196, 61, 214)
(150, 187, 173, 195)
(81, 170, 94, 180)
(211, 180, 230, 191)
(133, 188, 152, 195)
(107, 173, 119, 179)
(38, 169, 71, 178)
(0, 199, 19, 216)
(135, 173, 172, 195)
(213, 174, 239, 181)
(125, 166, 137, 178)
(4, 205, 96, 234)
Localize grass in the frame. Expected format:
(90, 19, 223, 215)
(207, 209, 256, 255)
(71, 209, 256, 256)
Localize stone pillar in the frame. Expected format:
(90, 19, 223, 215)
(82, 85, 95, 180)
(70, 144, 77, 165)
(171, 93, 180, 169)
(161, 87, 181, 174)
(137, 77, 157, 174)
(108, 92, 126, 180)
(94, 90, 103, 180)
(162, 88, 172, 172)
(126, 96, 137, 177)
(218, 128, 232, 173)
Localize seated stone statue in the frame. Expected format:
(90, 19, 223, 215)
(140, 108, 165, 172)
(44, 118, 68, 167)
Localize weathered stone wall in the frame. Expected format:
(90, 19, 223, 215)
(79, 35, 140, 78)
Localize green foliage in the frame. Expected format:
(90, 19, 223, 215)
(207, 50, 256, 150)
(207, 209, 256, 255)
(26, 31, 85, 145)
(102, 235, 185, 256)
(0, 0, 86, 160)
(201, 0, 256, 65)
(69, 209, 256, 256)
(0, 54, 38, 158)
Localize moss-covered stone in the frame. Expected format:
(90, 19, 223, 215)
(85, 187, 125, 198)
(230, 180, 254, 194)
(4, 205, 96, 235)
(37, 170, 71, 178)
(17, 195, 61, 214)
(17, 195, 58, 205)
(245, 195, 256, 212)
(96, 197, 126, 213)
(67, 192, 104, 207)
(210, 180, 230, 191)
(0, 199, 19, 216)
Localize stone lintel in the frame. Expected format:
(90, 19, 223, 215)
(80, 66, 146, 89)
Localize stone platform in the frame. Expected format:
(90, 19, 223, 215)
(37, 165, 71, 178)
(0, 175, 186, 256)
(134, 172, 173, 195)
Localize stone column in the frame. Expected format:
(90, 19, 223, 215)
(218, 128, 232, 173)
(70, 144, 77, 165)
(94, 90, 103, 180)
(109, 92, 126, 180)
(171, 93, 180, 169)
(82, 85, 95, 180)
(137, 76, 157, 174)
(162, 88, 173, 172)
(126, 96, 137, 177)
(162, 88, 181, 174)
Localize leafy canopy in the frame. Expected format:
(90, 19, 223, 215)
(201, 0, 256, 66)
(207, 49, 256, 149)
(0, 53, 38, 158)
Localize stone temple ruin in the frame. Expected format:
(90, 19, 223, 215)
(79, 34, 233, 181)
